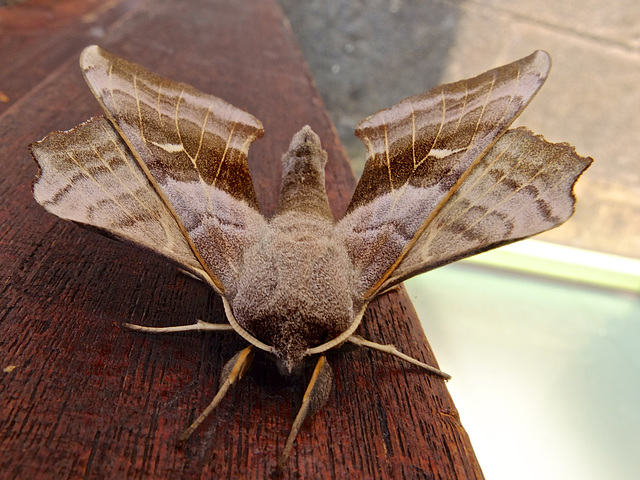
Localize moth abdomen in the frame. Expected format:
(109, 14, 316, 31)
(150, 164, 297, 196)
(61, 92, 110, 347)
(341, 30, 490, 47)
(277, 126, 333, 219)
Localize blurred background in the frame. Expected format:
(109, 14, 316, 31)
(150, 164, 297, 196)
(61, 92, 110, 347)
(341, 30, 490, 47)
(279, 1, 640, 479)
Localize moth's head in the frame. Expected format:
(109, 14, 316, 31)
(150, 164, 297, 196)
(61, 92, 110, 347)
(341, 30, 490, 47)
(230, 305, 354, 376)
(229, 241, 359, 374)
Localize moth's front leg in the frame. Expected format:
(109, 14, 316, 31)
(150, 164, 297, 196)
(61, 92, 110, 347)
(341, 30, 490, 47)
(122, 319, 234, 333)
(347, 335, 451, 380)
(278, 355, 333, 468)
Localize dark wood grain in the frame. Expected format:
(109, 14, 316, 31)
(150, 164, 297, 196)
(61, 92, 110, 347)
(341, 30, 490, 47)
(0, 0, 137, 116)
(0, 0, 484, 478)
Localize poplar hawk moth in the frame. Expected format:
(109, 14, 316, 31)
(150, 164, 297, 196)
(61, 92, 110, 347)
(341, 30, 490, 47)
(30, 46, 592, 465)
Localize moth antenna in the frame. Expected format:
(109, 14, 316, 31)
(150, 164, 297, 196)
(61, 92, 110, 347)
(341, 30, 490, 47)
(177, 268, 203, 281)
(375, 284, 402, 297)
(347, 335, 451, 380)
(122, 319, 235, 333)
(178, 346, 254, 444)
(278, 355, 333, 469)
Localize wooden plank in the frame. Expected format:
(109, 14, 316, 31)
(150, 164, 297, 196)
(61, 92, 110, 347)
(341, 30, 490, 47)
(0, 0, 484, 478)
(0, 0, 138, 115)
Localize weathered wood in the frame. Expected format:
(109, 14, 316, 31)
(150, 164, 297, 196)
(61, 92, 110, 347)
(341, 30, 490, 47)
(0, 0, 484, 478)
(0, 0, 136, 116)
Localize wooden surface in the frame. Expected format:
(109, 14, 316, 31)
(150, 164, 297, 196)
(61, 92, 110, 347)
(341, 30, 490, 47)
(0, 0, 484, 478)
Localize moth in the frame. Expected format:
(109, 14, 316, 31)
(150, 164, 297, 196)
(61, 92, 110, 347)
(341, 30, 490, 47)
(31, 45, 592, 465)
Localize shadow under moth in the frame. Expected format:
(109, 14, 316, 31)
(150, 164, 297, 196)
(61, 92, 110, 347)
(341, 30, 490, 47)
(31, 45, 592, 466)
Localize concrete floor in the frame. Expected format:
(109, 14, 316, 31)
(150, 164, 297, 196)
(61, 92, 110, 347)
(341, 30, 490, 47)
(280, 0, 640, 260)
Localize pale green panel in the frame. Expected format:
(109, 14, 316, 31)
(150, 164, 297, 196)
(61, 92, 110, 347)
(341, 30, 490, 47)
(462, 240, 640, 292)
(406, 264, 640, 480)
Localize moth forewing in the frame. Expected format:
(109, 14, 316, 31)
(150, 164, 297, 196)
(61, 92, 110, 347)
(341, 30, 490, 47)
(348, 50, 552, 214)
(30, 46, 592, 467)
(79, 45, 267, 297)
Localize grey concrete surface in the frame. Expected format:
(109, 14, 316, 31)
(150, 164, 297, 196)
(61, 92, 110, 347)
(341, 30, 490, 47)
(279, 0, 640, 259)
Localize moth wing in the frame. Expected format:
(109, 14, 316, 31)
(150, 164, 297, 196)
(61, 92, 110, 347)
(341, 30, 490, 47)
(339, 51, 589, 300)
(32, 116, 206, 280)
(79, 46, 267, 293)
(378, 127, 592, 290)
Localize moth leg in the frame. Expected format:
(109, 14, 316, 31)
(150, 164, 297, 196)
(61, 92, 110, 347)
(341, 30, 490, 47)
(178, 346, 255, 443)
(278, 355, 333, 468)
(347, 334, 451, 380)
(122, 319, 234, 333)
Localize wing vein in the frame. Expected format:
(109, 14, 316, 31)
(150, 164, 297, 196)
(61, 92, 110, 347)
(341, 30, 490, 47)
(195, 99, 216, 163)
(213, 123, 236, 188)
(133, 73, 145, 143)
(174, 88, 192, 161)
(196, 99, 218, 211)
(415, 90, 446, 169)
(471, 72, 497, 147)
(172, 88, 212, 219)
(410, 102, 416, 168)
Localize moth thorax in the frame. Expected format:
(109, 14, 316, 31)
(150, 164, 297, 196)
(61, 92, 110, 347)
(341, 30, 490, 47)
(231, 260, 355, 375)
(233, 214, 356, 374)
